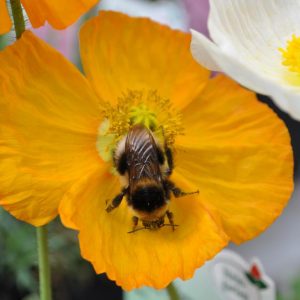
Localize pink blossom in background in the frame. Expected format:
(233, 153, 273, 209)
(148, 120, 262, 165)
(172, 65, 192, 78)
(32, 20, 82, 63)
(183, 0, 209, 35)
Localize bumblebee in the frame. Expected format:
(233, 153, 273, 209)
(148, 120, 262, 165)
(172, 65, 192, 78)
(106, 124, 198, 233)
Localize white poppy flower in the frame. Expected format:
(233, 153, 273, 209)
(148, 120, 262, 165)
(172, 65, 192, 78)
(190, 0, 300, 120)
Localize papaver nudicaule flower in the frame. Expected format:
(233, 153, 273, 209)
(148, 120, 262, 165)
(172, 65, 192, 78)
(0, 0, 97, 35)
(191, 0, 300, 120)
(0, 11, 293, 290)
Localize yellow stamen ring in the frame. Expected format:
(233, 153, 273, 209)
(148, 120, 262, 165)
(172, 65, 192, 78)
(96, 90, 183, 163)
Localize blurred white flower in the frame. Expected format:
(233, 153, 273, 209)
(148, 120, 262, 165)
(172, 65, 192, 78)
(190, 0, 300, 120)
(99, 0, 189, 31)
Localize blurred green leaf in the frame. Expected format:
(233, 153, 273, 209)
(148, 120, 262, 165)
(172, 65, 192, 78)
(291, 275, 300, 300)
(0, 35, 7, 50)
(0, 207, 107, 299)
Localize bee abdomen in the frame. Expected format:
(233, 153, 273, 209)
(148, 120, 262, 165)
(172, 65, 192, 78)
(130, 185, 165, 213)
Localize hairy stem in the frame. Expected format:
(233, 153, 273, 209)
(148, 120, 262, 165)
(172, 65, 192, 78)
(166, 282, 180, 300)
(9, 0, 25, 39)
(37, 226, 52, 300)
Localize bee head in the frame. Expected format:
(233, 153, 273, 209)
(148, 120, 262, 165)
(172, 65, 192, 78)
(130, 182, 168, 220)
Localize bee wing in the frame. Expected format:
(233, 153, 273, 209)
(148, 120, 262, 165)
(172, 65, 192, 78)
(126, 125, 162, 185)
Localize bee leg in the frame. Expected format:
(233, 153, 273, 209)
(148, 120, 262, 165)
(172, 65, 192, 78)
(165, 146, 174, 176)
(132, 216, 139, 231)
(172, 187, 199, 198)
(106, 188, 127, 213)
(165, 180, 199, 198)
(166, 210, 175, 231)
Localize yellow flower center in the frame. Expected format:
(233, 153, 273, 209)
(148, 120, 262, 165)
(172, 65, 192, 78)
(129, 104, 158, 130)
(96, 90, 183, 163)
(279, 34, 300, 75)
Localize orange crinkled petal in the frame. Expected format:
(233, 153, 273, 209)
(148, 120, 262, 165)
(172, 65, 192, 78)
(0, 0, 12, 34)
(21, 0, 97, 29)
(59, 167, 228, 290)
(0, 31, 102, 225)
(176, 75, 294, 244)
(80, 11, 210, 110)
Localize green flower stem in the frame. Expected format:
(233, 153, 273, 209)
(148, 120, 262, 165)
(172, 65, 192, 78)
(166, 282, 180, 300)
(9, 0, 25, 39)
(10, 1, 51, 299)
(37, 226, 52, 300)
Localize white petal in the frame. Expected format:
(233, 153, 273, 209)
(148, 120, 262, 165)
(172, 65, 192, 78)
(191, 30, 272, 96)
(190, 0, 300, 120)
(207, 0, 300, 85)
(190, 29, 222, 71)
(190, 30, 300, 116)
(283, 91, 300, 120)
(209, 0, 300, 73)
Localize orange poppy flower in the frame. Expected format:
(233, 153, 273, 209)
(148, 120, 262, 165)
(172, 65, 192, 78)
(0, 11, 293, 290)
(0, 0, 97, 35)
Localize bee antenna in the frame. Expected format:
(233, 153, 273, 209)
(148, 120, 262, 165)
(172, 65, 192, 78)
(127, 227, 147, 234)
